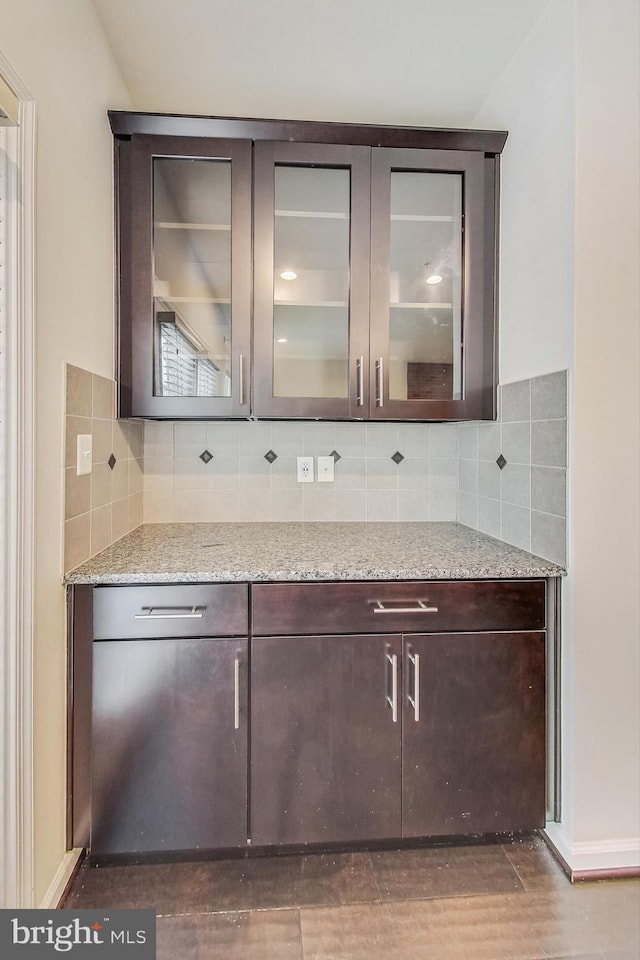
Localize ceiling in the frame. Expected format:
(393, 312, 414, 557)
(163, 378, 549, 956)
(92, 0, 550, 127)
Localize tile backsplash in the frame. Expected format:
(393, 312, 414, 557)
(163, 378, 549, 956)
(143, 421, 458, 524)
(63, 366, 568, 569)
(63, 364, 143, 573)
(457, 370, 568, 565)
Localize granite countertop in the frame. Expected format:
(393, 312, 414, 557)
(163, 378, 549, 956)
(64, 522, 565, 585)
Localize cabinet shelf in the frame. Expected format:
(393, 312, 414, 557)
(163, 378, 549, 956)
(166, 296, 231, 304)
(155, 221, 231, 231)
(275, 209, 348, 220)
(391, 302, 453, 309)
(390, 214, 455, 222)
(274, 300, 347, 308)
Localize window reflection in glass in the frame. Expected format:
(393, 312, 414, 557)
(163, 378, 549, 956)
(152, 157, 232, 398)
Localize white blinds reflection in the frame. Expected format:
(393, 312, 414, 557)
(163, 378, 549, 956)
(157, 319, 220, 397)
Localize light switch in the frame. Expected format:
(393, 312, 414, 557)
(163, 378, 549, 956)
(76, 434, 93, 476)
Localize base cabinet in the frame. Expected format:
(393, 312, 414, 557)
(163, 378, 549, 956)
(91, 637, 247, 856)
(401, 632, 546, 838)
(250, 630, 546, 848)
(250, 634, 402, 845)
(72, 578, 549, 857)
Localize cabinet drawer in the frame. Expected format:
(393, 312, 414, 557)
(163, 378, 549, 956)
(94, 583, 248, 639)
(252, 580, 545, 636)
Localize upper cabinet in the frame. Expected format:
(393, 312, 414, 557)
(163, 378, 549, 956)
(111, 113, 506, 421)
(116, 134, 252, 418)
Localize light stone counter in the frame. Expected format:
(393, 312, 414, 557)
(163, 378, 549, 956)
(64, 522, 565, 584)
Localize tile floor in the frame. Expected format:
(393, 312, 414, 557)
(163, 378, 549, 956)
(62, 835, 640, 959)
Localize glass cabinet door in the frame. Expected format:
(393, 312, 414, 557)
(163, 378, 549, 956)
(253, 142, 370, 418)
(124, 135, 251, 417)
(370, 148, 490, 420)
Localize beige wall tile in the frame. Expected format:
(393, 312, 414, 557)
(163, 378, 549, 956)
(143, 489, 173, 523)
(66, 364, 92, 417)
(128, 458, 143, 496)
(112, 498, 130, 541)
(91, 418, 113, 464)
(91, 461, 112, 511)
(111, 459, 129, 501)
(128, 492, 143, 530)
(64, 513, 91, 573)
(92, 374, 115, 419)
(113, 421, 131, 461)
(207, 490, 239, 522)
(129, 422, 144, 459)
(334, 490, 367, 521)
(173, 488, 211, 522)
(64, 468, 91, 520)
(90, 504, 112, 555)
(237, 491, 271, 521)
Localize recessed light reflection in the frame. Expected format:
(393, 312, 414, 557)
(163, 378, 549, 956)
(277, 338, 288, 343)
(280, 270, 298, 281)
(426, 274, 443, 285)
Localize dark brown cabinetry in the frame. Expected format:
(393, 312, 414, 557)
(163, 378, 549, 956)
(251, 633, 402, 846)
(401, 631, 546, 837)
(110, 112, 506, 421)
(251, 580, 546, 844)
(88, 583, 248, 856)
(71, 576, 545, 858)
(116, 134, 252, 419)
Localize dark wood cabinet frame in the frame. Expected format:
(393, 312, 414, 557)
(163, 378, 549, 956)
(111, 112, 506, 422)
(118, 134, 252, 419)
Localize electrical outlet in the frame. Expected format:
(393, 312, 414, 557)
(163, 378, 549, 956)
(317, 455, 335, 482)
(297, 456, 314, 482)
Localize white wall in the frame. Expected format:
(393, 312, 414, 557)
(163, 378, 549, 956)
(0, 0, 131, 904)
(472, 0, 575, 384)
(569, 0, 639, 861)
(475, 0, 640, 871)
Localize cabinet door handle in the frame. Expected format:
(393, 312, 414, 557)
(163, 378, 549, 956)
(133, 606, 205, 620)
(375, 356, 384, 407)
(239, 353, 245, 406)
(408, 651, 420, 722)
(356, 355, 364, 406)
(234, 657, 240, 730)
(373, 600, 439, 615)
(386, 652, 398, 723)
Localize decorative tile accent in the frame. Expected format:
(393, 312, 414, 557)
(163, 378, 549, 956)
(391, 451, 405, 465)
(199, 449, 214, 464)
(496, 454, 507, 470)
(108, 453, 117, 471)
(330, 450, 342, 462)
(264, 449, 278, 463)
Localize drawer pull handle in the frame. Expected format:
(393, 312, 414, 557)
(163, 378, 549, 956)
(133, 606, 205, 620)
(234, 657, 240, 730)
(408, 651, 420, 722)
(386, 652, 398, 723)
(373, 600, 438, 615)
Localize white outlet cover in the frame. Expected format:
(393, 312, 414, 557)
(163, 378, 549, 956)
(297, 456, 314, 482)
(317, 456, 335, 482)
(76, 434, 93, 475)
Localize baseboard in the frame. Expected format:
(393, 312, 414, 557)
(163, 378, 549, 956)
(38, 848, 84, 908)
(544, 822, 640, 880)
